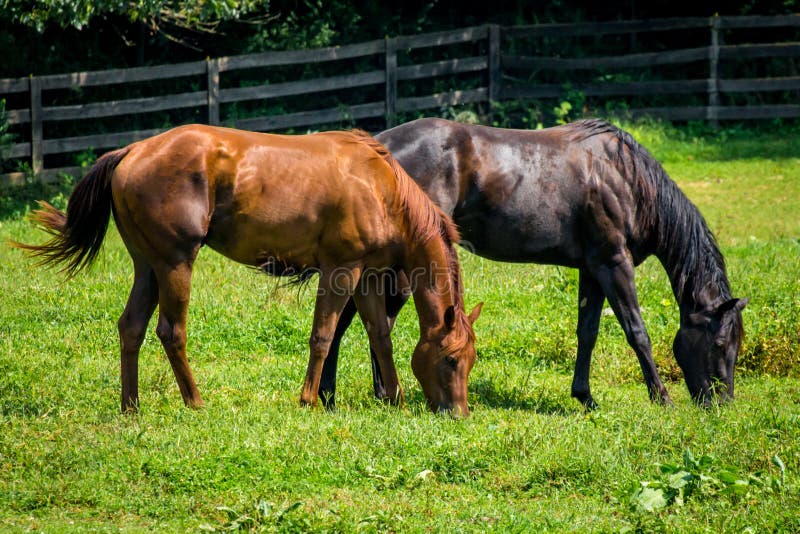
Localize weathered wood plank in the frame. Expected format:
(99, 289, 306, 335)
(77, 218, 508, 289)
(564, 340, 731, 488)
(6, 108, 31, 125)
(718, 76, 800, 92)
(0, 166, 84, 186)
(709, 16, 721, 126)
(43, 92, 206, 121)
(0, 172, 27, 186)
(0, 78, 29, 93)
(385, 38, 398, 128)
(234, 102, 385, 132)
(719, 42, 800, 60)
(207, 58, 220, 126)
(716, 104, 800, 119)
(395, 26, 488, 49)
(38, 61, 206, 90)
(504, 17, 710, 39)
(6, 142, 31, 158)
(717, 14, 800, 29)
(396, 57, 487, 81)
(626, 105, 800, 121)
(30, 77, 43, 175)
(219, 70, 384, 104)
(502, 79, 708, 99)
(396, 88, 489, 112)
(488, 25, 501, 104)
(42, 128, 164, 155)
(627, 106, 709, 120)
(218, 40, 385, 71)
(503, 47, 709, 70)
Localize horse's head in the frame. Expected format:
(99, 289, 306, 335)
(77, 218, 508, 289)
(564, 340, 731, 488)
(673, 298, 748, 406)
(412, 303, 482, 417)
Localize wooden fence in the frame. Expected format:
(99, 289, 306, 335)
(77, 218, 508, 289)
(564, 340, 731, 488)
(1, 14, 799, 185)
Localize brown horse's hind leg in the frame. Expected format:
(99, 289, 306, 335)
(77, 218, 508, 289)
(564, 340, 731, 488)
(353, 273, 404, 405)
(300, 265, 362, 407)
(154, 261, 204, 409)
(118, 258, 159, 413)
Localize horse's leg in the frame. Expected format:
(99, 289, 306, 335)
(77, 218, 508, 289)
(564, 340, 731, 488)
(354, 274, 404, 405)
(369, 271, 410, 400)
(318, 297, 358, 409)
(300, 265, 361, 407)
(570, 269, 604, 410)
(154, 261, 204, 408)
(589, 253, 672, 405)
(118, 256, 159, 413)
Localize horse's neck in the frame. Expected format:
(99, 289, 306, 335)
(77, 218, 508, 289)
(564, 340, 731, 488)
(656, 233, 730, 317)
(405, 236, 456, 336)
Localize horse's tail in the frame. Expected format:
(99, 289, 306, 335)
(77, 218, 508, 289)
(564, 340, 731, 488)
(12, 146, 131, 278)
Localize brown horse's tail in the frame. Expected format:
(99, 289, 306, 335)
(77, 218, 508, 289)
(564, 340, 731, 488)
(13, 147, 131, 278)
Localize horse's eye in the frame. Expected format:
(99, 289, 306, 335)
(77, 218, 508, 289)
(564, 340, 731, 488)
(444, 355, 458, 368)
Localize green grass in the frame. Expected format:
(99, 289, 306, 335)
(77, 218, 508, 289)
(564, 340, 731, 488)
(1, 121, 799, 532)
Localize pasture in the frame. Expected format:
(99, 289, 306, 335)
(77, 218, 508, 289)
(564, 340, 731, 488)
(1, 120, 799, 532)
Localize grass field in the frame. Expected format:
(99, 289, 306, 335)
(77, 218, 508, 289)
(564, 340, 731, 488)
(1, 121, 799, 532)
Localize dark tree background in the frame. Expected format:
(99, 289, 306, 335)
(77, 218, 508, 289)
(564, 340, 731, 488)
(1, 0, 798, 78)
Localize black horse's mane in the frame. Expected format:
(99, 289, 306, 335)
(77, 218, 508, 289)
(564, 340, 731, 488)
(566, 119, 732, 306)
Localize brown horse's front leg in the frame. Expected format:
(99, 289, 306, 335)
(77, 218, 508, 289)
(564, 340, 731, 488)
(300, 265, 361, 407)
(353, 273, 404, 405)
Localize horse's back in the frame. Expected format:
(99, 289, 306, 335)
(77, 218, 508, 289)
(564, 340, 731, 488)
(379, 119, 601, 264)
(111, 125, 403, 269)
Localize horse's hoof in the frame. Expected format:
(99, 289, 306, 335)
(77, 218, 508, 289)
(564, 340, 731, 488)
(572, 390, 597, 411)
(299, 397, 317, 408)
(583, 397, 599, 411)
(319, 391, 336, 410)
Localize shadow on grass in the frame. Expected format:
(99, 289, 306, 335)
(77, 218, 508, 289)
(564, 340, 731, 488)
(468, 377, 575, 416)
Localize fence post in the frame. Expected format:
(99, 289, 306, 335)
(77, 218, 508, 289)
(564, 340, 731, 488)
(207, 57, 220, 126)
(488, 24, 501, 122)
(29, 75, 43, 176)
(708, 15, 720, 127)
(385, 37, 398, 129)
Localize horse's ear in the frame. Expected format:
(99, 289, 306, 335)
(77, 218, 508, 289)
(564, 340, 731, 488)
(713, 298, 749, 320)
(468, 302, 484, 325)
(443, 305, 456, 330)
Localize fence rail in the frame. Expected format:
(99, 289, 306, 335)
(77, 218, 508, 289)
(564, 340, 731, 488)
(2, 15, 799, 185)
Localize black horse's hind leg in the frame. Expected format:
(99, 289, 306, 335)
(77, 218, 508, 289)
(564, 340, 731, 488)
(590, 252, 673, 405)
(318, 297, 358, 409)
(571, 269, 604, 410)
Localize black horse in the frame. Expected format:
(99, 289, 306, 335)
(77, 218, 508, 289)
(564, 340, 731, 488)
(320, 118, 747, 409)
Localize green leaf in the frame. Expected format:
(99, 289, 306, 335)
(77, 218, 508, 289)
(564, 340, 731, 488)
(772, 455, 786, 485)
(668, 470, 693, 490)
(632, 487, 668, 513)
(659, 463, 680, 474)
(717, 470, 742, 485)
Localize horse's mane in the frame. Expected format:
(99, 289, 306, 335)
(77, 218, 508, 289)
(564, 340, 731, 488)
(344, 130, 474, 344)
(565, 119, 732, 307)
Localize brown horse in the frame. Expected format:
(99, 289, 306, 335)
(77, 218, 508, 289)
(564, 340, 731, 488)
(15, 124, 482, 415)
(321, 118, 748, 409)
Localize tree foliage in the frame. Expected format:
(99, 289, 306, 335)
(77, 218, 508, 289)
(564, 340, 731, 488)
(1, 0, 270, 33)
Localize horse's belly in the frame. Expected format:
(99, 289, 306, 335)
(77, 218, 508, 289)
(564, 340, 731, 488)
(456, 210, 583, 267)
(204, 213, 323, 269)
